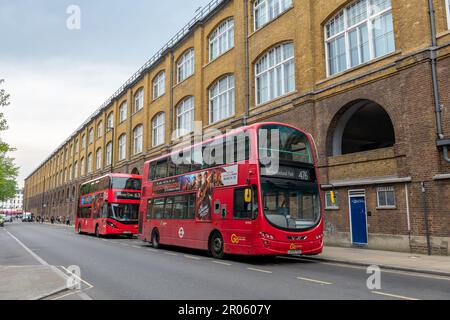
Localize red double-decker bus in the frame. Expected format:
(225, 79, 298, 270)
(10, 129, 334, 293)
(76, 173, 142, 238)
(138, 122, 323, 258)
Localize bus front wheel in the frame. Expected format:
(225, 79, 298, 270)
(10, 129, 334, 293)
(209, 232, 224, 259)
(151, 229, 160, 249)
(77, 224, 82, 234)
(95, 225, 100, 238)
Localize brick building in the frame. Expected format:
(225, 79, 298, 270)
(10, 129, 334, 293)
(24, 0, 450, 255)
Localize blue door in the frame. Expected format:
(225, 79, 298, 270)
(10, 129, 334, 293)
(350, 196, 368, 245)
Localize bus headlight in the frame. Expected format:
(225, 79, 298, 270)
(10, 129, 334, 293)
(260, 232, 274, 240)
(107, 221, 118, 229)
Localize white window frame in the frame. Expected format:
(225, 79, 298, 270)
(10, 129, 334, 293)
(88, 128, 94, 145)
(107, 112, 114, 130)
(255, 42, 295, 105)
(376, 186, 396, 208)
(153, 71, 166, 100)
(97, 121, 103, 139)
(80, 158, 85, 177)
(209, 74, 235, 124)
(253, 0, 293, 31)
(118, 134, 127, 161)
(119, 102, 127, 123)
(106, 142, 112, 166)
(176, 97, 195, 138)
(152, 113, 165, 147)
(74, 162, 78, 179)
(177, 49, 195, 83)
(133, 125, 143, 155)
(96, 148, 102, 170)
(134, 88, 144, 113)
(325, 191, 339, 209)
(446, 0, 450, 30)
(209, 18, 234, 61)
(324, 0, 395, 77)
(87, 153, 93, 174)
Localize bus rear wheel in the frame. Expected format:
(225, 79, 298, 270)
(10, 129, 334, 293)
(151, 229, 160, 249)
(77, 224, 82, 234)
(209, 232, 224, 259)
(95, 225, 100, 238)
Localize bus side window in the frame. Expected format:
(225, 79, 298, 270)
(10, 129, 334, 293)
(187, 194, 196, 220)
(164, 197, 174, 220)
(155, 158, 168, 179)
(149, 162, 156, 181)
(146, 199, 152, 220)
(152, 198, 165, 219)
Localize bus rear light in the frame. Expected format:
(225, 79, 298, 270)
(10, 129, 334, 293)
(107, 221, 118, 229)
(260, 232, 274, 240)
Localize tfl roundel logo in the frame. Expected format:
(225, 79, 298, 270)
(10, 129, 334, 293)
(178, 227, 185, 239)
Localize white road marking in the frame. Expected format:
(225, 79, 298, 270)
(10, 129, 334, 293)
(164, 252, 177, 256)
(147, 248, 158, 253)
(372, 291, 419, 300)
(60, 266, 94, 289)
(247, 267, 272, 274)
(131, 245, 141, 249)
(212, 261, 232, 266)
(184, 255, 201, 260)
(296, 277, 332, 285)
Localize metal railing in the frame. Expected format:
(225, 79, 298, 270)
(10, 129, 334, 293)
(31, 0, 227, 176)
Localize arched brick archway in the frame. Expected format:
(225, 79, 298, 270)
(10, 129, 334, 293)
(327, 100, 396, 156)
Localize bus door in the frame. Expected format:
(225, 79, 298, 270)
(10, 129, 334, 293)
(228, 186, 258, 248)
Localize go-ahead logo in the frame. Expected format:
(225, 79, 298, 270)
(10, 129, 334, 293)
(231, 234, 246, 244)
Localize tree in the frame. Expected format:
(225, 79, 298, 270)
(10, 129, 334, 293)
(0, 79, 18, 201)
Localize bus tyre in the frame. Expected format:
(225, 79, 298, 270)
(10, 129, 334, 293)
(77, 224, 82, 234)
(209, 232, 224, 259)
(152, 229, 160, 249)
(95, 225, 100, 238)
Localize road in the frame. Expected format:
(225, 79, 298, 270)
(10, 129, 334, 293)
(1, 222, 450, 300)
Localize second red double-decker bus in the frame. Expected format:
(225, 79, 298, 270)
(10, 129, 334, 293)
(138, 122, 323, 258)
(76, 173, 142, 237)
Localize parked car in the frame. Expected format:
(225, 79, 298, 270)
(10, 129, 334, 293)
(3, 215, 13, 223)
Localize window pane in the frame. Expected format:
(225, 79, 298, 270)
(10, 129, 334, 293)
(373, 12, 394, 58)
(349, 29, 360, 67)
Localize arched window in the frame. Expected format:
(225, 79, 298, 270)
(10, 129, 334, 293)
(177, 49, 195, 83)
(119, 101, 127, 123)
(153, 71, 166, 99)
(134, 88, 144, 113)
(325, 0, 394, 76)
(446, 0, 450, 30)
(69, 165, 72, 181)
(152, 113, 165, 147)
(255, 42, 295, 105)
(107, 112, 114, 130)
(74, 161, 78, 179)
(80, 158, 85, 177)
(209, 75, 235, 124)
(254, 0, 293, 30)
(209, 18, 234, 61)
(106, 142, 112, 166)
(133, 125, 143, 155)
(81, 134, 86, 149)
(97, 121, 103, 138)
(75, 139, 79, 153)
(87, 153, 93, 174)
(88, 128, 94, 145)
(176, 97, 195, 137)
(118, 134, 127, 160)
(96, 148, 102, 170)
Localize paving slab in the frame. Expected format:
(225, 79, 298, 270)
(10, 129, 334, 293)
(0, 266, 68, 300)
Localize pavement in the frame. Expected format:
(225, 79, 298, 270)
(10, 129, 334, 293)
(311, 246, 450, 277)
(1, 221, 450, 300)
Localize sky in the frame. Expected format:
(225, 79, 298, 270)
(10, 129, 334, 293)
(0, 0, 212, 188)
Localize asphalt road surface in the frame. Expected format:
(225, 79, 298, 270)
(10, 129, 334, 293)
(2, 222, 450, 300)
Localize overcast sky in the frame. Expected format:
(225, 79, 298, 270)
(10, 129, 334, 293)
(0, 0, 212, 188)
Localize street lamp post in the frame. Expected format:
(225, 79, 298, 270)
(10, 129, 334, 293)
(108, 127, 115, 173)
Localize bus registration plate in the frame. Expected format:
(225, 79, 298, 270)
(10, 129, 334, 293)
(123, 231, 132, 234)
(288, 250, 302, 255)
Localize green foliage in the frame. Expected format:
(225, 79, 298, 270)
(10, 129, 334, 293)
(0, 79, 18, 201)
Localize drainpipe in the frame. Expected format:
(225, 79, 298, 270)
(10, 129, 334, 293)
(243, 0, 250, 125)
(427, 0, 450, 163)
(170, 49, 175, 145)
(420, 182, 432, 255)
